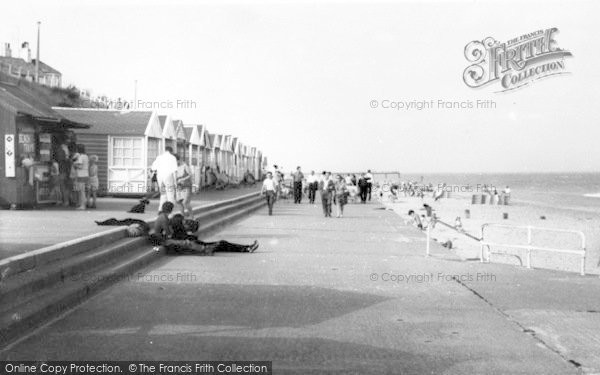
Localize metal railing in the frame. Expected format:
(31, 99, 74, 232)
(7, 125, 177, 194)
(480, 223, 586, 276)
(423, 220, 587, 276)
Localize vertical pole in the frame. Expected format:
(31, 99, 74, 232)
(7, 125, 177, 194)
(526, 226, 532, 269)
(480, 225, 485, 262)
(35, 21, 40, 83)
(426, 224, 430, 257)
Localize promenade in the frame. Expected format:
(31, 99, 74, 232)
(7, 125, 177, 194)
(2, 200, 599, 374)
(0, 187, 259, 260)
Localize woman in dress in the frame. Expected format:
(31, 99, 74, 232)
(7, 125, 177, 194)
(175, 155, 193, 217)
(334, 174, 349, 218)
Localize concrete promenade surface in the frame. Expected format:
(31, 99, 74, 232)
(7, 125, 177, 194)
(0, 187, 260, 260)
(2, 201, 600, 374)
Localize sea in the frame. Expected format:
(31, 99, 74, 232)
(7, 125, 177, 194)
(399, 173, 600, 214)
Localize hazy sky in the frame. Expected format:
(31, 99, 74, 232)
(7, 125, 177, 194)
(2, 0, 599, 173)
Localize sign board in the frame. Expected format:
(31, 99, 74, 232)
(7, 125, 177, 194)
(5, 134, 15, 177)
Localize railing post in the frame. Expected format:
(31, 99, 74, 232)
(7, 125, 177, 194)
(480, 225, 485, 262)
(426, 224, 430, 257)
(526, 226, 532, 269)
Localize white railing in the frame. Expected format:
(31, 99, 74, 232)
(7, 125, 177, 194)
(480, 223, 586, 276)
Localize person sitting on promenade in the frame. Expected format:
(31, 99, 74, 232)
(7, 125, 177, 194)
(408, 209, 423, 230)
(242, 169, 256, 185)
(149, 202, 258, 254)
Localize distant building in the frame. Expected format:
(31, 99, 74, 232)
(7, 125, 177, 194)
(0, 43, 62, 88)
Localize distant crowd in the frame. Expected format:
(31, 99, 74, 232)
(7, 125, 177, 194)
(259, 165, 375, 217)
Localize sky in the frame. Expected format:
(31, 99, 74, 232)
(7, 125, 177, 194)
(2, 0, 599, 174)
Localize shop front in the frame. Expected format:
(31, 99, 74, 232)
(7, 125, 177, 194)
(1, 83, 89, 208)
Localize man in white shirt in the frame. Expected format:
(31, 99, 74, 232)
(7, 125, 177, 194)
(151, 147, 178, 213)
(306, 170, 318, 204)
(261, 172, 277, 215)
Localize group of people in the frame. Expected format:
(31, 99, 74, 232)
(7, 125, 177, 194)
(260, 166, 375, 218)
(149, 201, 259, 255)
(150, 147, 194, 217)
(39, 141, 99, 210)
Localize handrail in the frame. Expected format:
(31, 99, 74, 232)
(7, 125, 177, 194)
(480, 223, 586, 276)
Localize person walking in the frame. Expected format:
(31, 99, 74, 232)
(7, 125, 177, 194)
(358, 173, 368, 203)
(307, 170, 318, 204)
(365, 169, 374, 201)
(261, 172, 277, 215)
(335, 175, 349, 218)
(320, 171, 334, 217)
(151, 146, 178, 214)
(292, 166, 304, 204)
(72, 144, 89, 210)
(175, 155, 193, 217)
(87, 155, 99, 208)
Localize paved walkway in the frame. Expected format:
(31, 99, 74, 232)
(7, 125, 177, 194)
(0, 187, 259, 260)
(2, 200, 600, 374)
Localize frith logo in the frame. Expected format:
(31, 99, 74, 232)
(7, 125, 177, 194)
(463, 28, 572, 92)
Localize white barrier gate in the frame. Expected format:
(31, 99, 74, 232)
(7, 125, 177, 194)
(480, 223, 586, 276)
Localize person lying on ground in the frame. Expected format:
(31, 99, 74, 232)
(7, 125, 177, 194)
(148, 203, 258, 254)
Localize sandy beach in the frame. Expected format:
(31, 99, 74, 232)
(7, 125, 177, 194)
(378, 189, 600, 276)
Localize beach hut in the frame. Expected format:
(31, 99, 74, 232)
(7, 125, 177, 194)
(0, 81, 89, 208)
(158, 115, 177, 153)
(184, 124, 212, 190)
(213, 134, 226, 172)
(172, 119, 188, 160)
(230, 136, 239, 181)
(53, 108, 163, 196)
(249, 147, 257, 178)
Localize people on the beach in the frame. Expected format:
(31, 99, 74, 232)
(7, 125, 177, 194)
(408, 210, 423, 230)
(503, 186, 511, 205)
(151, 147, 178, 213)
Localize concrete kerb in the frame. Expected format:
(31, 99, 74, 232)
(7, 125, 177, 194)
(0, 192, 263, 281)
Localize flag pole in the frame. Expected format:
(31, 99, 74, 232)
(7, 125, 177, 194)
(35, 21, 40, 83)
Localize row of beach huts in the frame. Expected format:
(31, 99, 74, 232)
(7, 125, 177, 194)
(52, 107, 267, 195)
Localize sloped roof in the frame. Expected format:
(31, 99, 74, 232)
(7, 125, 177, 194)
(0, 57, 61, 76)
(158, 115, 167, 129)
(0, 81, 87, 128)
(213, 134, 223, 149)
(183, 127, 193, 140)
(53, 108, 152, 135)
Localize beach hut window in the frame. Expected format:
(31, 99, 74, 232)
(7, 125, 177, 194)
(112, 137, 143, 167)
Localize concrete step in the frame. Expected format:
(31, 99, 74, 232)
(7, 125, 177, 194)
(0, 192, 265, 348)
(0, 237, 145, 312)
(0, 246, 159, 347)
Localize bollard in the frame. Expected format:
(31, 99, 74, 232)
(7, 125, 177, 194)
(465, 209, 471, 219)
(503, 213, 508, 220)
